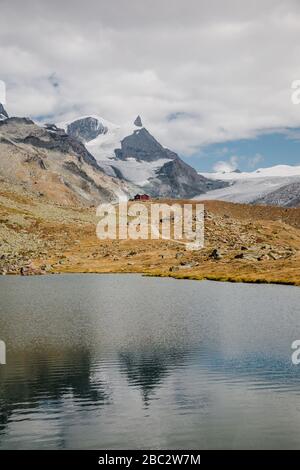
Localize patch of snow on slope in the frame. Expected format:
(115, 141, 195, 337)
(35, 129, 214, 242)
(87, 122, 134, 161)
(60, 115, 143, 162)
(98, 158, 171, 186)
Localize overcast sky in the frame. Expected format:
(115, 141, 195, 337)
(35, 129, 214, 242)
(1, 0, 300, 168)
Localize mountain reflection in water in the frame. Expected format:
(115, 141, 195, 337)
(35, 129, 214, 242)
(0, 274, 300, 449)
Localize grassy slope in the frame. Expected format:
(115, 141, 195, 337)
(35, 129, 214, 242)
(0, 180, 299, 286)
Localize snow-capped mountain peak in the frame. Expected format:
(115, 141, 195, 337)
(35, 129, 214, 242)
(58, 114, 227, 198)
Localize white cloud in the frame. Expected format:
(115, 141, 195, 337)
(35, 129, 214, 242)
(213, 156, 239, 173)
(1, 0, 300, 157)
(248, 153, 264, 168)
(213, 153, 265, 172)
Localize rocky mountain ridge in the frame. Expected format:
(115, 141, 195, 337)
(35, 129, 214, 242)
(0, 111, 133, 206)
(254, 181, 300, 207)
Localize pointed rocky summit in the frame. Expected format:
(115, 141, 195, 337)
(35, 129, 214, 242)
(134, 115, 143, 127)
(0, 103, 8, 120)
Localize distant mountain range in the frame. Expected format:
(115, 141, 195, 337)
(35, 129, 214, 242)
(197, 166, 300, 207)
(0, 105, 227, 205)
(0, 102, 299, 207)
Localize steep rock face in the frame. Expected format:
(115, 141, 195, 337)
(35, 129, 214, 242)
(66, 116, 108, 143)
(145, 158, 225, 198)
(254, 181, 300, 207)
(115, 127, 177, 163)
(113, 126, 226, 197)
(0, 103, 8, 120)
(0, 118, 132, 206)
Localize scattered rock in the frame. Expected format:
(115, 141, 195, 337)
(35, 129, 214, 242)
(41, 264, 52, 272)
(128, 250, 137, 256)
(179, 262, 196, 269)
(268, 251, 281, 260)
(169, 266, 179, 272)
(209, 249, 222, 260)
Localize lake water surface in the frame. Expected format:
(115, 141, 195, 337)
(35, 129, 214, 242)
(0, 274, 300, 449)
